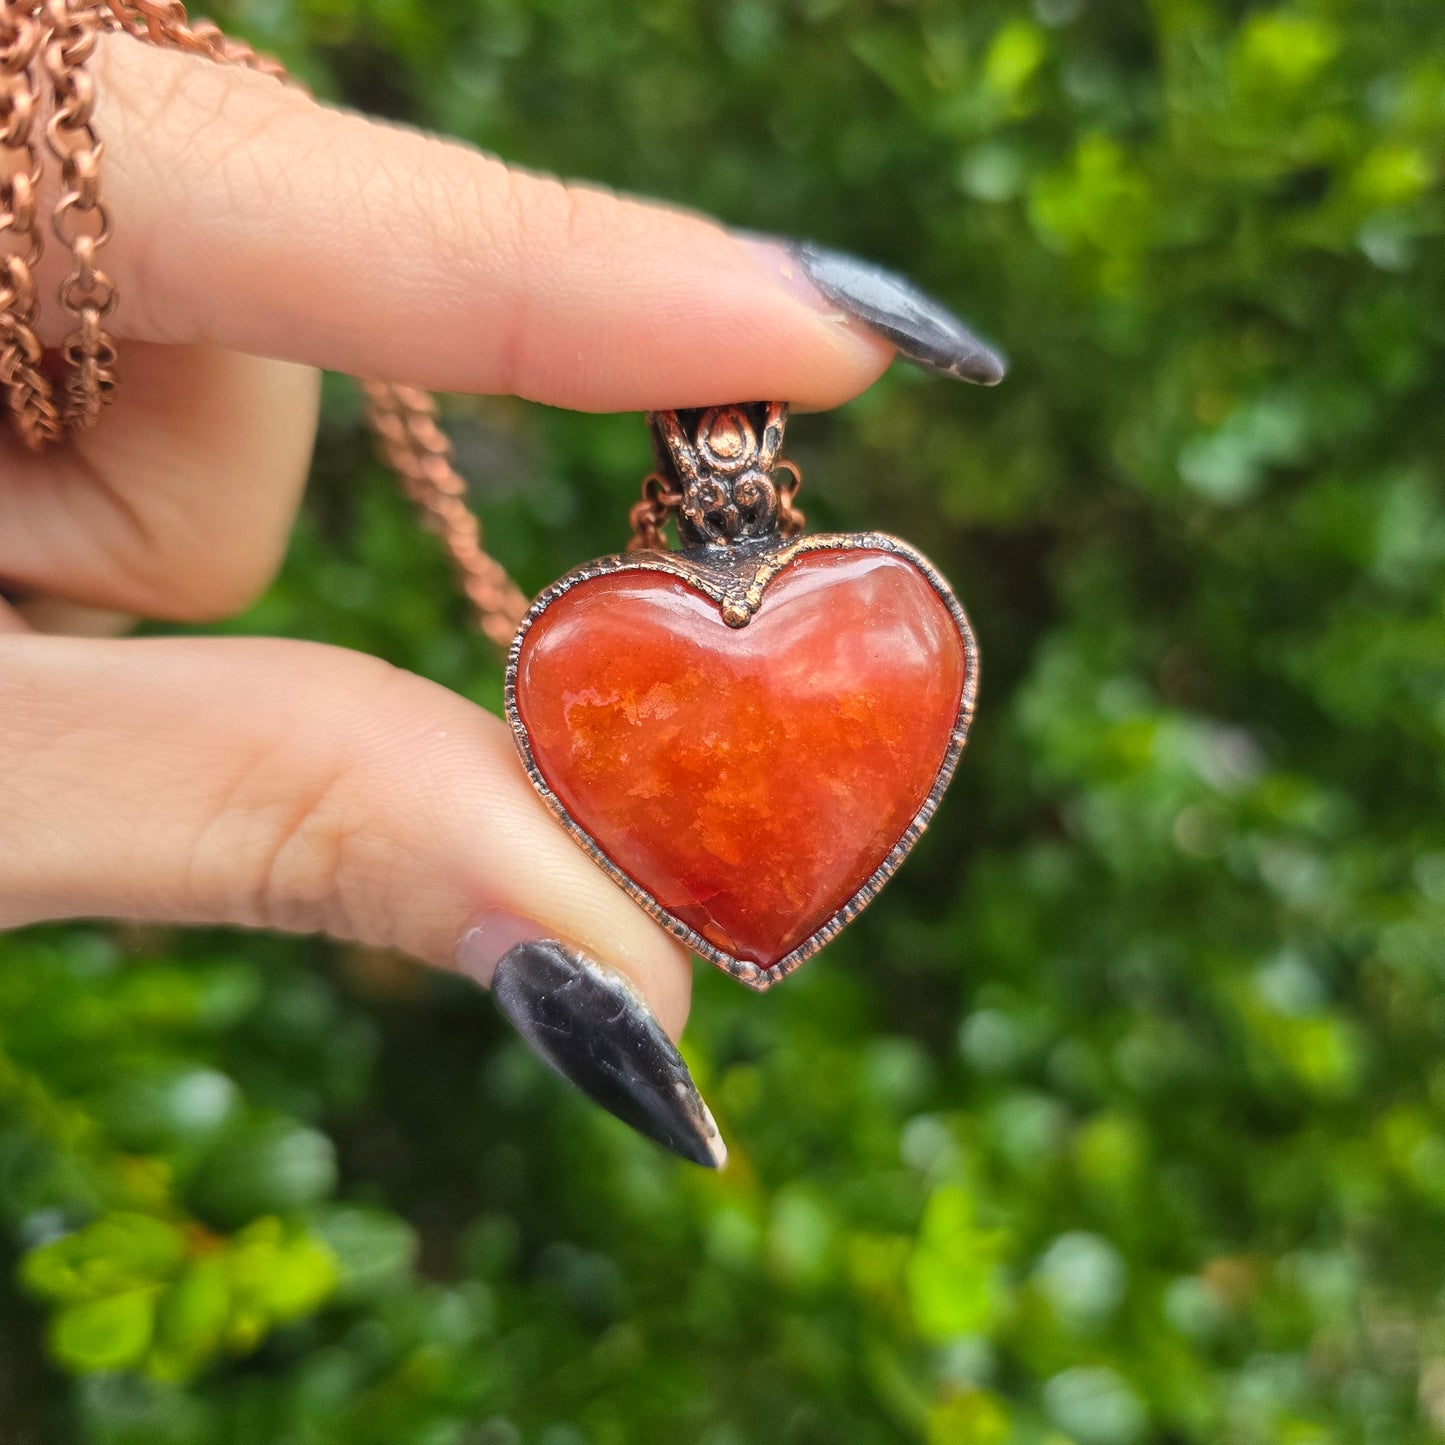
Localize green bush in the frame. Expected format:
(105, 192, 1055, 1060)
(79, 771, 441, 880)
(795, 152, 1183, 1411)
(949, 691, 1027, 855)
(3, 1, 1443, 1441)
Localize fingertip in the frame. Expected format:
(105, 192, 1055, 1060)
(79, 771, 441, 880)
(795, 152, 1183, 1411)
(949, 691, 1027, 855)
(465, 190, 897, 411)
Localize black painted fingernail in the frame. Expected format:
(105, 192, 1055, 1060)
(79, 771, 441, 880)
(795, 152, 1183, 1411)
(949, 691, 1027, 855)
(788, 240, 1007, 385)
(489, 939, 727, 1169)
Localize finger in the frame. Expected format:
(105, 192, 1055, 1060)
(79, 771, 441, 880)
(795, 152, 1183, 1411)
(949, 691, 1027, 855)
(0, 632, 720, 1162)
(14, 599, 133, 635)
(0, 632, 688, 1018)
(88, 35, 894, 411)
(0, 343, 319, 620)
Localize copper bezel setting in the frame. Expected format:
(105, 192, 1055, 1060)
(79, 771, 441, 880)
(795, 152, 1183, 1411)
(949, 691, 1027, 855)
(503, 530, 979, 991)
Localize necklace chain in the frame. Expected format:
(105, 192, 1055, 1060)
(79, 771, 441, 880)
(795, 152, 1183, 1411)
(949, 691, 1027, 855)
(359, 381, 529, 647)
(44, 0, 119, 428)
(0, 0, 62, 444)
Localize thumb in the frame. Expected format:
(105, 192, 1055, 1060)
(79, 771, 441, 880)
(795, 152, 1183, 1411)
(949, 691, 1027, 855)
(0, 632, 724, 1167)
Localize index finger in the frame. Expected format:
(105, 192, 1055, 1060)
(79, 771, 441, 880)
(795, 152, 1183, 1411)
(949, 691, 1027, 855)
(86, 34, 889, 412)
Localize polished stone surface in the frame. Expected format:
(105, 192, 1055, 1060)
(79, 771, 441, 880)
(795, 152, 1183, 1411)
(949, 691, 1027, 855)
(515, 549, 967, 968)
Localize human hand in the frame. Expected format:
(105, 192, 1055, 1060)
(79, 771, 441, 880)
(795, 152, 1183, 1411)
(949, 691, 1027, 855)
(0, 33, 1002, 1164)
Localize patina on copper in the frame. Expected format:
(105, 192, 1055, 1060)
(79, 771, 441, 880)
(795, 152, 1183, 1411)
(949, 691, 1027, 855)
(628, 401, 805, 557)
(504, 403, 979, 991)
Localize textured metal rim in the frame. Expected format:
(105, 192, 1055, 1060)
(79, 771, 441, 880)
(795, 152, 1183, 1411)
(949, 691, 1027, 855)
(503, 531, 979, 992)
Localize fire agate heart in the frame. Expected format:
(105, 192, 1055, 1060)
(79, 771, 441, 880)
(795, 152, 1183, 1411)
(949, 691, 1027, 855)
(513, 548, 969, 970)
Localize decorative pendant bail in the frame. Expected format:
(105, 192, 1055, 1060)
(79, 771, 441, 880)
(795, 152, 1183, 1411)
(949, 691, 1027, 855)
(639, 401, 802, 550)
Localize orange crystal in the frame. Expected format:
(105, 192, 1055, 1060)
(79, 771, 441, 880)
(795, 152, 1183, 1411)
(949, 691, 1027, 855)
(514, 548, 968, 968)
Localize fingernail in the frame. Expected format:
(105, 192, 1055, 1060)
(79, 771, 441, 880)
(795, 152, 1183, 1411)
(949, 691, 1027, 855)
(456, 908, 547, 988)
(488, 939, 727, 1169)
(741, 235, 1007, 385)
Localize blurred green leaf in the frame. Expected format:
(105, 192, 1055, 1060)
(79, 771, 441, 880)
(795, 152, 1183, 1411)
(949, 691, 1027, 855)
(905, 1187, 1010, 1341)
(50, 1290, 158, 1374)
(22, 1216, 186, 1304)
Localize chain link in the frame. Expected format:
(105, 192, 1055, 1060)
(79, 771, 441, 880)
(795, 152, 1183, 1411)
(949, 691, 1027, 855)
(628, 456, 805, 550)
(43, 0, 117, 428)
(0, 0, 61, 446)
(359, 381, 530, 648)
(773, 459, 806, 535)
(626, 472, 684, 552)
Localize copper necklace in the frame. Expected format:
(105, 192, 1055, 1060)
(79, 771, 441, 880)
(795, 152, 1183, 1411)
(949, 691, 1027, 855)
(4, 0, 978, 991)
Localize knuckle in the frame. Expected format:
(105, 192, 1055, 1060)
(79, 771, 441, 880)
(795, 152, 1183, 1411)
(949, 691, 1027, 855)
(479, 167, 636, 397)
(94, 31, 313, 338)
(244, 757, 349, 936)
(97, 27, 303, 156)
(497, 167, 641, 270)
(196, 648, 413, 942)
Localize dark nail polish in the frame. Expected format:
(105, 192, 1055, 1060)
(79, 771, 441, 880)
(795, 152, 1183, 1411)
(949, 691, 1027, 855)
(491, 939, 726, 1169)
(789, 241, 1007, 385)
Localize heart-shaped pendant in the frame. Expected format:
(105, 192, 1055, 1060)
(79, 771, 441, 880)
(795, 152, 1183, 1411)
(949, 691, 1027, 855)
(506, 403, 977, 989)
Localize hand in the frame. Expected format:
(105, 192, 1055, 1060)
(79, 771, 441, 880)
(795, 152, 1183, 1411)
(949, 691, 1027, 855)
(0, 34, 1001, 1164)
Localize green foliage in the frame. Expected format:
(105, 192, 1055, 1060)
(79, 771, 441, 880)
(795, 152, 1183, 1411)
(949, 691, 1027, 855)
(3, 0, 1445, 1441)
(24, 1213, 338, 1378)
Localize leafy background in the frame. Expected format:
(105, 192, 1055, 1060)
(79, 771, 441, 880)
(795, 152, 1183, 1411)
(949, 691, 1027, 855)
(3, 0, 1445, 1441)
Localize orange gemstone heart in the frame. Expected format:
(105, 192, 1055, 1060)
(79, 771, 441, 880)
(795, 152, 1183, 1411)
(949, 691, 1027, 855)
(511, 545, 973, 975)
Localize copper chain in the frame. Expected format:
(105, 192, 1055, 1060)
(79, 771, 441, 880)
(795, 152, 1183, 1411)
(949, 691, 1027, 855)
(99, 0, 284, 77)
(0, 0, 60, 446)
(360, 381, 529, 648)
(627, 472, 684, 552)
(43, 0, 117, 429)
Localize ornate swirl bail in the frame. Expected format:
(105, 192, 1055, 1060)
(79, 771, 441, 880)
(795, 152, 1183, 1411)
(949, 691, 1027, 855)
(646, 402, 790, 547)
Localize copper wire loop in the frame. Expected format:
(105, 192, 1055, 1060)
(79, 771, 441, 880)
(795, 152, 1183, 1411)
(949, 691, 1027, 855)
(628, 458, 805, 551)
